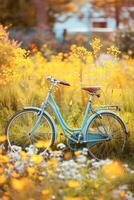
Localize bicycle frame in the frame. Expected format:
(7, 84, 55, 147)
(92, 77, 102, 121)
(28, 89, 93, 142)
(27, 85, 111, 145)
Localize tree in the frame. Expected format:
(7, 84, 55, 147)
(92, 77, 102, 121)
(89, 0, 134, 28)
(0, 0, 35, 27)
(0, 0, 83, 47)
(32, 0, 80, 30)
(0, 0, 78, 28)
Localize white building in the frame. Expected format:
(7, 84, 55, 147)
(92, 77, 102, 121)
(54, 3, 134, 42)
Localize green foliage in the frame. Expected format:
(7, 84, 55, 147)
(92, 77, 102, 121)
(115, 28, 134, 58)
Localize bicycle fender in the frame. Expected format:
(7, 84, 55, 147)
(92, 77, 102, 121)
(24, 106, 57, 140)
(83, 110, 128, 140)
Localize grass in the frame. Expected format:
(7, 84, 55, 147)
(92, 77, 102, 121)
(0, 25, 134, 199)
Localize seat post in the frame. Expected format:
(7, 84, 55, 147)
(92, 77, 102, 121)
(81, 93, 94, 128)
(89, 93, 94, 103)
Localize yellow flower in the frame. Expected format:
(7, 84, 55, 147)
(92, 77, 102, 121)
(38, 176, 44, 181)
(11, 171, 20, 178)
(47, 169, 53, 175)
(27, 167, 36, 176)
(41, 189, 50, 196)
(19, 150, 28, 160)
(0, 135, 6, 142)
(11, 178, 28, 191)
(0, 175, 6, 185)
(34, 140, 49, 148)
(0, 167, 4, 174)
(119, 191, 126, 198)
(69, 100, 73, 106)
(31, 154, 43, 164)
(64, 197, 83, 200)
(0, 155, 9, 163)
(70, 44, 77, 52)
(6, 163, 13, 169)
(74, 151, 81, 156)
(67, 180, 81, 188)
(102, 161, 124, 178)
(123, 55, 129, 60)
(90, 38, 102, 56)
(47, 158, 57, 168)
(107, 45, 121, 57)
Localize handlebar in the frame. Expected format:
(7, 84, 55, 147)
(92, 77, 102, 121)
(46, 76, 71, 87)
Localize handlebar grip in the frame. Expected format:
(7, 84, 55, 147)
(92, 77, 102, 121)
(59, 81, 71, 86)
(45, 76, 71, 86)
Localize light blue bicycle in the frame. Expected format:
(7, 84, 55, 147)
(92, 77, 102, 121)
(5, 76, 128, 160)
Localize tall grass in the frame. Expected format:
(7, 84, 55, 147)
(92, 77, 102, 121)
(0, 26, 134, 157)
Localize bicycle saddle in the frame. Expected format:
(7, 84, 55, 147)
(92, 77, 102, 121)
(82, 86, 101, 93)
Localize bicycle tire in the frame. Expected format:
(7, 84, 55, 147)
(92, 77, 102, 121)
(5, 109, 55, 153)
(86, 111, 127, 160)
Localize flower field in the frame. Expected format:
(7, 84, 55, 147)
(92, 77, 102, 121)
(0, 25, 134, 199)
(0, 144, 134, 200)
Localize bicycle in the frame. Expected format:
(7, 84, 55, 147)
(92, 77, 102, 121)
(5, 76, 128, 160)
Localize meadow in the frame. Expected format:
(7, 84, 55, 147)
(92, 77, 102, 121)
(0, 25, 134, 199)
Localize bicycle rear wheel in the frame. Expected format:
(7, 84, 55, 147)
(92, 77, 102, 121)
(86, 112, 127, 160)
(5, 109, 55, 153)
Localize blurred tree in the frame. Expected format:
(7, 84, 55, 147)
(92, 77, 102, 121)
(0, 0, 83, 47)
(32, 0, 52, 29)
(0, 0, 133, 29)
(89, 0, 134, 28)
(0, 0, 35, 27)
(115, 27, 134, 57)
(0, 0, 78, 28)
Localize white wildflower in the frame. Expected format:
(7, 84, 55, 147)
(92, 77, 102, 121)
(57, 143, 66, 150)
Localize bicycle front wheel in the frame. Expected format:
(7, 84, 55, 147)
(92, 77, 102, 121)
(86, 112, 127, 160)
(5, 109, 55, 153)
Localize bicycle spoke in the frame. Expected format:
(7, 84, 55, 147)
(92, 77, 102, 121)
(6, 110, 54, 152)
(86, 112, 126, 160)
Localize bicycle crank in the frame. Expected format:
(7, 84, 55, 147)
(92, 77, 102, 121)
(67, 133, 85, 151)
